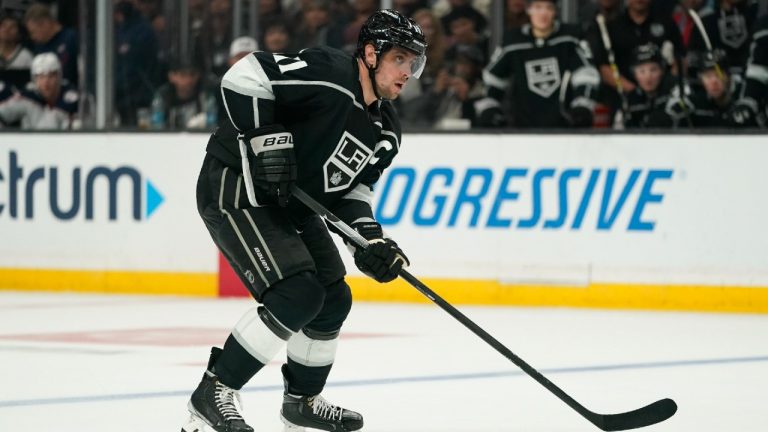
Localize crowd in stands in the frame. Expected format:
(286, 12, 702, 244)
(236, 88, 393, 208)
(0, 0, 766, 130)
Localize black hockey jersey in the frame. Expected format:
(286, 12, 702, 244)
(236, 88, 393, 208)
(207, 46, 401, 224)
(621, 76, 676, 128)
(483, 23, 600, 128)
(736, 16, 768, 124)
(688, 1, 759, 76)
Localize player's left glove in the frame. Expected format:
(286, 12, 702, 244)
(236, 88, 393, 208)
(351, 220, 409, 283)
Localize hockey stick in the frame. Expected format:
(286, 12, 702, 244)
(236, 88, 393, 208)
(559, 70, 573, 124)
(596, 14, 629, 118)
(290, 185, 678, 431)
(688, 8, 724, 79)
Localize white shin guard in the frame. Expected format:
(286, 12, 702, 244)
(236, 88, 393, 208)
(232, 306, 294, 365)
(286, 329, 339, 368)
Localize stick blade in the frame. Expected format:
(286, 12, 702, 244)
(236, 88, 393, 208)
(590, 398, 677, 431)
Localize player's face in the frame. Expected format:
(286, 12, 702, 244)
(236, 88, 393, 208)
(527, 2, 556, 32)
(700, 69, 728, 99)
(633, 62, 663, 93)
(374, 47, 418, 99)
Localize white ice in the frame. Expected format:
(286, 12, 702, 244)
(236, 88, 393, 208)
(0, 291, 766, 431)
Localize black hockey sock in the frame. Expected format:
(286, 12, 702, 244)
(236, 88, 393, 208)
(282, 361, 333, 396)
(213, 334, 267, 390)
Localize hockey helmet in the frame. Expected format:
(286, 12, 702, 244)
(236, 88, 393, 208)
(357, 9, 428, 78)
(30, 52, 61, 76)
(630, 43, 663, 68)
(692, 49, 729, 74)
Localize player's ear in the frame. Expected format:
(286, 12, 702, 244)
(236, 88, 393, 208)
(364, 43, 377, 69)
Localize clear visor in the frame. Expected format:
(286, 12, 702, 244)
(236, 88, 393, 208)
(393, 53, 427, 79)
(411, 54, 426, 79)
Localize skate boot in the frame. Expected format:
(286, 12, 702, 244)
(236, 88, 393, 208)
(182, 348, 254, 432)
(280, 393, 363, 431)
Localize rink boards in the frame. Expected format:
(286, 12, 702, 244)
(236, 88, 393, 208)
(1, 132, 766, 312)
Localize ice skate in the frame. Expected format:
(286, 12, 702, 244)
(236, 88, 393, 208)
(182, 348, 254, 432)
(280, 393, 363, 431)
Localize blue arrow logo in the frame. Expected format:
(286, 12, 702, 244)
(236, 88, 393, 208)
(145, 179, 164, 219)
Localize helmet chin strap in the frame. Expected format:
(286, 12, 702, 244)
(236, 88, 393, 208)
(366, 55, 386, 101)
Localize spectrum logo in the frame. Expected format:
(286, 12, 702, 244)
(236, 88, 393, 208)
(0, 151, 164, 221)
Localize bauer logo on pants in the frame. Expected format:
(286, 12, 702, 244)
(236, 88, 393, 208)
(323, 131, 373, 192)
(525, 57, 561, 98)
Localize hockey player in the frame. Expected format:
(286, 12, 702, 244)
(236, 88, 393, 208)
(620, 43, 676, 128)
(184, 9, 426, 432)
(687, 0, 759, 77)
(666, 50, 741, 127)
(0, 52, 78, 129)
(730, 15, 768, 127)
(483, 0, 600, 128)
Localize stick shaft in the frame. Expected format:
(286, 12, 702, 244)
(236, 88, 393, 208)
(289, 186, 597, 422)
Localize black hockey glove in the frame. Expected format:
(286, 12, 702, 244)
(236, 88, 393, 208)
(242, 125, 297, 207)
(351, 220, 409, 283)
(728, 104, 758, 127)
(568, 106, 593, 128)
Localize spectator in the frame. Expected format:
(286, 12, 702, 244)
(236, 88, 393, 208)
(405, 44, 505, 127)
(294, 0, 336, 49)
(342, 0, 379, 53)
(192, 0, 234, 81)
(259, 0, 285, 31)
(411, 8, 447, 91)
(666, 50, 741, 127)
(0, 78, 12, 103)
(228, 36, 258, 65)
(24, 3, 78, 85)
(442, 5, 490, 66)
(1, 13, 33, 72)
(730, 15, 768, 127)
(439, 0, 488, 35)
(132, 0, 170, 65)
(114, 0, 160, 127)
(688, 0, 759, 77)
(484, 0, 600, 128)
(506, 0, 530, 30)
(0, 52, 79, 130)
(431, 0, 491, 26)
(619, 43, 676, 128)
(261, 20, 294, 53)
(149, 58, 218, 130)
(394, 0, 431, 17)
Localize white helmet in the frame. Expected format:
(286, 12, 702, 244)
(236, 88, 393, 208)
(31, 53, 62, 76)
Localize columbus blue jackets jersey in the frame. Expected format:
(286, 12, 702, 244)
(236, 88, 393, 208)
(207, 46, 401, 223)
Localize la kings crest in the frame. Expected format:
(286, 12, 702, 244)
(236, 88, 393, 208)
(525, 57, 561, 98)
(718, 14, 748, 48)
(323, 131, 373, 192)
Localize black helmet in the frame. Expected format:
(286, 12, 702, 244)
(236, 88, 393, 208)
(356, 9, 427, 78)
(631, 43, 663, 68)
(695, 49, 729, 74)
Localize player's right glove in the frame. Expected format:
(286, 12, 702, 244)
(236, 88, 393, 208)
(242, 124, 297, 207)
(568, 106, 593, 128)
(351, 220, 409, 283)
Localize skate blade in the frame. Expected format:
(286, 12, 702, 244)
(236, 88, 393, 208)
(181, 413, 214, 432)
(279, 413, 306, 432)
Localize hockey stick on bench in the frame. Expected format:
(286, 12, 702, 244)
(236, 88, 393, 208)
(290, 185, 677, 431)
